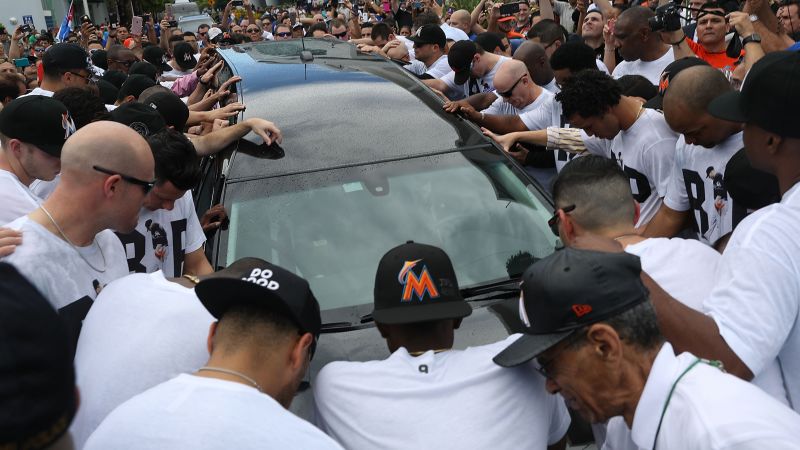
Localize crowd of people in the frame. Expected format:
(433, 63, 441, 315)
(2, 0, 800, 448)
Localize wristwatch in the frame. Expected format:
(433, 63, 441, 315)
(742, 33, 762, 46)
(748, 14, 759, 22)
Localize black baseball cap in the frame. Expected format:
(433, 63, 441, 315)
(173, 42, 197, 71)
(143, 91, 190, 130)
(0, 263, 76, 449)
(195, 258, 322, 348)
(41, 43, 91, 73)
(101, 69, 128, 89)
(0, 96, 75, 157)
(408, 24, 446, 50)
(448, 40, 478, 85)
(117, 74, 157, 102)
(142, 46, 172, 72)
(708, 51, 800, 137)
(372, 241, 471, 325)
(129, 60, 158, 81)
(97, 79, 119, 105)
(724, 148, 780, 210)
(643, 57, 710, 110)
(110, 102, 166, 137)
(493, 248, 649, 368)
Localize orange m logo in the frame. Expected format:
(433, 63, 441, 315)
(399, 262, 440, 302)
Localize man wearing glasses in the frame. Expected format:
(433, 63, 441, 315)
(0, 96, 73, 225)
(406, 24, 450, 78)
(328, 19, 350, 41)
(1, 121, 154, 345)
(20, 43, 95, 98)
(107, 44, 139, 74)
(493, 246, 800, 449)
(274, 24, 292, 41)
(246, 24, 265, 42)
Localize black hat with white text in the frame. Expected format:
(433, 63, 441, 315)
(0, 95, 75, 157)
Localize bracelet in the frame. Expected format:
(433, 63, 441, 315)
(669, 35, 685, 46)
(480, 112, 485, 121)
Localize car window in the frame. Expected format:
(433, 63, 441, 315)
(218, 147, 557, 322)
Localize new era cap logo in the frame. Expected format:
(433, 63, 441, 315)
(572, 304, 592, 318)
(242, 268, 280, 290)
(62, 113, 76, 139)
(398, 259, 439, 302)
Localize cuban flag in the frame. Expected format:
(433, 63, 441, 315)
(58, 0, 75, 42)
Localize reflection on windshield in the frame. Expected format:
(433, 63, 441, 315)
(222, 149, 557, 313)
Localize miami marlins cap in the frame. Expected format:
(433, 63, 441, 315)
(0, 95, 75, 157)
(195, 258, 322, 355)
(643, 57, 709, 110)
(372, 241, 471, 324)
(110, 102, 166, 137)
(448, 40, 478, 85)
(142, 46, 172, 73)
(493, 248, 649, 367)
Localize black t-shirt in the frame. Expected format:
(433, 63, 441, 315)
(393, 8, 413, 28)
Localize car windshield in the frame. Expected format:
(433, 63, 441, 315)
(218, 146, 557, 324)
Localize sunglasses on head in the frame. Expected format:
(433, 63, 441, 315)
(547, 204, 576, 237)
(93, 165, 156, 194)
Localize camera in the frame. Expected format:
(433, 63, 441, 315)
(648, 2, 683, 32)
(499, 2, 521, 16)
(20, 24, 33, 33)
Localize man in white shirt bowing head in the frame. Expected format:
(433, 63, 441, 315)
(493, 247, 800, 450)
(84, 258, 342, 450)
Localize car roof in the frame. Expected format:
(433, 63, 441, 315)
(217, 40, 492, 182)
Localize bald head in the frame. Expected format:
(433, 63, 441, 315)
(451, 9, 470, 22)
(616, 6, 654, 30)
(493, 59, 530, 92)
(513, 41, 552, 86)
(60, 121, 154, 186)
(663, 65, 732, 113)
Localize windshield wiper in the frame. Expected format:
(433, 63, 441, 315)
(460, 278, 521, 302)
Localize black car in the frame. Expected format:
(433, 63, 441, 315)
(196, 38, 562, 421)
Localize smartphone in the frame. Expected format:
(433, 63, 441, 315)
(231, 0, 244, 6)
(13, 57, 30, 67)
(499, 2, 521, 16)
(20, 24, 32, 33)
(131, 16, 143, 36)
(142, 14, 151, 22)
(167, 20, 178, 27)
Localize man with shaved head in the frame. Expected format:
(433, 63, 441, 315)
(107, 44, 140, 75)
(448, 10, 473, 36)
(611, 6, 674, 84)
(513, 40, 558, 92)
(1, 121, 155, 347)
(645, 65, 745, 249)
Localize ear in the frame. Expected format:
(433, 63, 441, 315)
(585, 323, 622, 363)
(632, 200, 641, 225)
(102, 174, 122, 198)
(6, 138, 23, 158)
(559, 208, 577, 242)
(289, 332, 314, 371)
(767, 133, 783, 156)
(206, 321, 219, 355)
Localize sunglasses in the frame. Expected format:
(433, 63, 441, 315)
(110, 58, 136, 67)
(547, 204, 575, 237)
(276, 31, 292, 37)
(497, 75, 525, 98)
(93, 165, 156, 194)
(333, 31, 348, 38)
(67, 71, 96, 84)
(247, 28, 260, 32)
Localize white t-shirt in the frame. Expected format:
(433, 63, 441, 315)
(0, 170, 41, 225)
(115, 191, 206, 278)
(426, 54, 451, 79)
(484, 86, 553, 116)
(706, 182, 800, 411)
(440, 56, 510, 100)
(581, 109, 678, 227)
(19, 87, 54, 98)
(612, 47, 675, 85)
(625, 237, 719, 311)
(542, 78, 560, 94)
(664, 132, 745, 246)
(29, 175, 59, 200)
(518, 94, 578, 171)
(313, 335, 571, 449)
(1, 216, 128, 338)
(84, 374, 343, 450)
(623, 343, 800, 449)
(71, 271, 213, 449)
(552, 0, 577, 33)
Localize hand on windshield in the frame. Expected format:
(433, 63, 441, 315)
(245, 118, 283, 145)
(442, 99, 470, 114)
(217, 75, 242, 96)
(208, 102, 246, 121)
(0, 228, 21, 257)
(481, 127, 517, 152)
(201, 204, 228, 234)
(200, 60, 224, 85)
